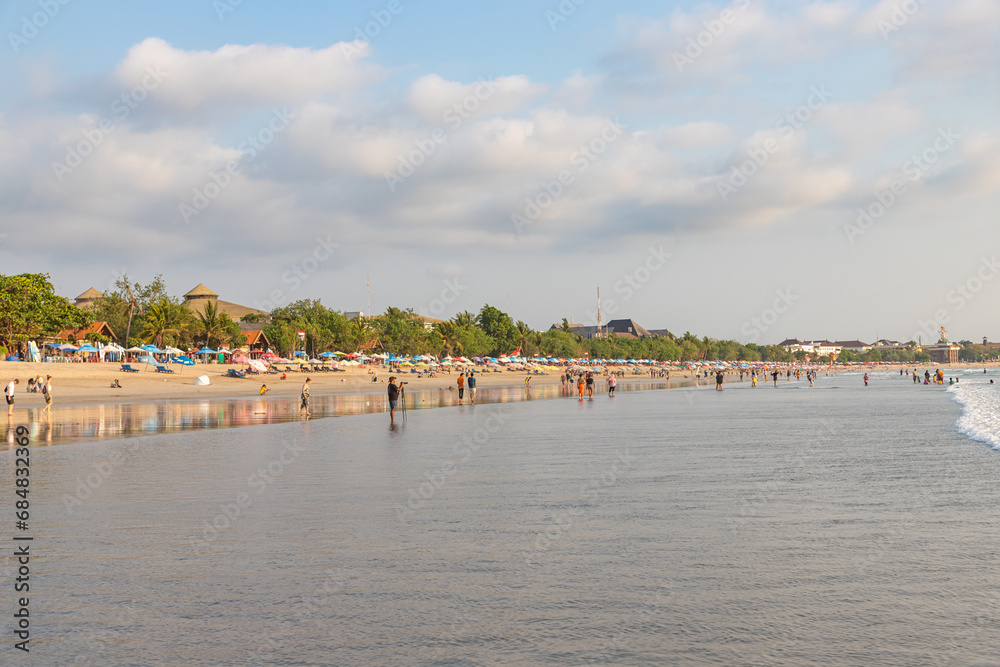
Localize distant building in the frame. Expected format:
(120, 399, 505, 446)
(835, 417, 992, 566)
(833, 340, 871, 352)
(778, 339, 841, 356)
(73, 287, 103, 310)
(182, 284, 268, 321)
(549, 318, 655, 340)
(921, 327, 960, 364)
(605, 319, 654, 338)
(58, 321, 116, 342)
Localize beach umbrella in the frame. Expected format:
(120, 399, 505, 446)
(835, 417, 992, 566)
(126, 346, 145, 353)
(197, 347, 216, 354)
(138, 355, 158, 367)
(319, 352, 336, 358)
(249, 359, 269, 372)
(76, 344, 99, 353)
(233, 355, 250, 364)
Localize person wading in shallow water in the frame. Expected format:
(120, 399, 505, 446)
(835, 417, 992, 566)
(457, 372, 465, 404)
(300, 377, 311, 418)
(716, 371, 724, 391)
(387, 376, 404, 422)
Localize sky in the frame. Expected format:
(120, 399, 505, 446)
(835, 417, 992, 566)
(1, 0, 999, 345)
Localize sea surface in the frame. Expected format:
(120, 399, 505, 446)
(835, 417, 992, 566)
(4, 371, 1000, 665)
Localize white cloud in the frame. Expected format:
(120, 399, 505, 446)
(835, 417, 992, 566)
(112, 38, 382, 112)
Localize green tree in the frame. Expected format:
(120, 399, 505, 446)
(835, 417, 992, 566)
(477, 305, 519, 356)
(139, 300, 187, 348)
(434, 321, 464, 357)
(0, 273, 89, 347)
(193, 301, 227, 349)
(453, 311, 476, 329)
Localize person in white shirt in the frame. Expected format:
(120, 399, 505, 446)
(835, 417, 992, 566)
(5, 379, 18, 416)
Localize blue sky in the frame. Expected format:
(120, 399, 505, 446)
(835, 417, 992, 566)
(2, 0, 999, 344)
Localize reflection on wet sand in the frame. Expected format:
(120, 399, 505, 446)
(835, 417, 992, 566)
(6, 381, 677, 447)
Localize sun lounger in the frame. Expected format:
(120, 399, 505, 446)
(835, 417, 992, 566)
(227, 369, 245, 379)
(155, 365, 174, 373)
(121, 364, 139, 373)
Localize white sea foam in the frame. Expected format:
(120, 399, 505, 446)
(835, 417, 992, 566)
(949, 382, 1000, 449)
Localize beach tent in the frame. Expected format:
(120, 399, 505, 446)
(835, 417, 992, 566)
(195, 375, 210, 386)
(249, 359, 269, 372)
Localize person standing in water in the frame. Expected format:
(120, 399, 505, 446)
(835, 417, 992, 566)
(457, 372, 465, 404)
(467, 372, 477, 403)
(41, 376, 52, 415)
(772, 370, 779, 387)
(387, 376, 404, 422)
(577, 374, 585, 400)
(607, 374, 616, 397)
(716, 371, 724, 391)
(864, 373, 869, 386)
(5, 378, 18, 416)
(585, 372, 595, 399)
(300, 377, 311, 418)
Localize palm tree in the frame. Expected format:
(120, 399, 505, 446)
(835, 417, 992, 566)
(352, 315, 374, 350)
(139, 301, 184, 348)
(195, 301, 226, 349)
(123, 284, 142, 347)
(453, 311, 476, 329)
(435, 321, 464, 357)
(516, 320, 534, 355)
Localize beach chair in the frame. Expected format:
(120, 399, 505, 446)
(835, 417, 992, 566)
(121, 364, 139, 373)
(155, 365, 174, 373)
(284, 365, 298, 373)
(227, 369, 245, 379)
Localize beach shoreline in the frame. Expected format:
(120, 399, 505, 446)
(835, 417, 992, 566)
(1, 359, 989, 412)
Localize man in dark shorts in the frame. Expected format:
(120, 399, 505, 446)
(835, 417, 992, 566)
(585, 372, 594, 399)
(467, 372, 477, 403)
(388, 376, 404, 422)
(716, 371, 724, 391)
(5, 378, 18, 415)
(772, 370, 779, 387)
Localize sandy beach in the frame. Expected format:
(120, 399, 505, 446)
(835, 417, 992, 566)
(0, 361, 701, 408)
(2, 360, 988, 410)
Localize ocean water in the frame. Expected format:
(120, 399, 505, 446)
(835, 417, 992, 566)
(4, 372, 1000, 665)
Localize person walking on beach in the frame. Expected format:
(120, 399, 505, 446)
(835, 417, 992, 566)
(387, 376, 404, 422)
(41, 376, 52, 415)
(468, 372, 477, 404)
(772, 370, 779, 387)
(585, 372, 594, 399)
(716, 371, 724, 391)
(300, 377, 311, 418)
(607, 374, 616, 396)
(5, 379, 18, 416)
(457, 372, 465, 404)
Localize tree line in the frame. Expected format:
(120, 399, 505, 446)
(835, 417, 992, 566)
(4, 272, 993, 363)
